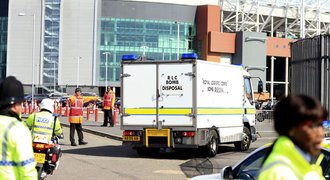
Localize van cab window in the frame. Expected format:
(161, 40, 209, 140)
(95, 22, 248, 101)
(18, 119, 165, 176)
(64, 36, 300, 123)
(244, 78, 253, 104)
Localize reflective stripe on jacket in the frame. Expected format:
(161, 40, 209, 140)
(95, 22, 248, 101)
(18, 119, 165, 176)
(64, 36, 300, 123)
(26, 111, 63, 143)
(69, 95, 83, 124)
(103, 91, 115, 110)
(258, 136, 324, 180)
(0, 115, 37, 179)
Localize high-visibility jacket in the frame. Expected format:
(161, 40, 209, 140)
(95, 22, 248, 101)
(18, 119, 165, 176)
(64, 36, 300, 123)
(258, 136, 324, 180)
(103, 90, 115, 110)
(68, 95, 84, 124)
(0, 115, 37, 179)
(26, 111, 63, 143)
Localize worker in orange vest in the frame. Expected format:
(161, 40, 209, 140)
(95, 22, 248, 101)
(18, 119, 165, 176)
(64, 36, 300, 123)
(68, 87, 88, 146)
(101, 86, 116, 127)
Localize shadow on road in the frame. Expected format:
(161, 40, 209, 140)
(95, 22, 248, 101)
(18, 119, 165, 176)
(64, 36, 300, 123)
(180, 145, 258, 178)
(61, 143, 258, 179)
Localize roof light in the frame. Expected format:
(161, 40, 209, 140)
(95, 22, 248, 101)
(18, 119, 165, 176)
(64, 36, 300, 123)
(181, 53, 198, 60)
(122, 54, 138, 61)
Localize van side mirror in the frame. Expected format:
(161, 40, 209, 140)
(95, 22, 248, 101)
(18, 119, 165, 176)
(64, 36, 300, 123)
(221, 166, 233, 179)
(257, 80, 263, 93)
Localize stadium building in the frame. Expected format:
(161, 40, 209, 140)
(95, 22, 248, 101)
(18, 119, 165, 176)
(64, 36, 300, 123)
(2, 0, 330, 100)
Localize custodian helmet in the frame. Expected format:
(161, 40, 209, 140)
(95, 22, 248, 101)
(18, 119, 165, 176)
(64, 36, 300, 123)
(39, 98, 55, 114)
(0, 76, 24, 105)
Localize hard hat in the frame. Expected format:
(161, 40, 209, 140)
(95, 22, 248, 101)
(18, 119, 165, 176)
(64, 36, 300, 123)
(40, 98, 54, 114)
(0, 76, 24, 105)
(75, 87, 82, 93)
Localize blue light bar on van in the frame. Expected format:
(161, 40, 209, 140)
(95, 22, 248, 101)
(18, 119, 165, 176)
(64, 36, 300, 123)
(121, 54, 138, 61)
(181, 53, 198, 60)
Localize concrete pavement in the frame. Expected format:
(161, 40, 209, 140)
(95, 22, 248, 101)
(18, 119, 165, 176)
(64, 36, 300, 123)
(58, 111, 123, 141)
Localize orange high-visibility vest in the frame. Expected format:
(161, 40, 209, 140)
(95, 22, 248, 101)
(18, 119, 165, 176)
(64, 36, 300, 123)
(69, 95, 83, 123)
(103, 92, 114, 110)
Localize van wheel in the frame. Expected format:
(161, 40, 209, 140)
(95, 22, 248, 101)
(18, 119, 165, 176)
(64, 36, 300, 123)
(234, 127, 251, 151)
(205, 130, 219, 157)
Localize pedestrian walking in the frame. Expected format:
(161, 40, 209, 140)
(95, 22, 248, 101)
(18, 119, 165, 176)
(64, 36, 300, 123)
(68, 87, 88, 146)
(258, 94, 328, 180)
(0, 76, 37, 179)
(101, 86, 116, 127)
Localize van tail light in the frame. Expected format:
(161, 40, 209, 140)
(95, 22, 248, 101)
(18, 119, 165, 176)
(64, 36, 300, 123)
(123, 130, 135, 136)
(182, 131, 195, 137)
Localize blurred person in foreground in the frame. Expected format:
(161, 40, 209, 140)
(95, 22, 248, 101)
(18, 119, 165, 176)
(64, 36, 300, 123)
(0, 76, 37, 179)
(258, 94, 328, 180)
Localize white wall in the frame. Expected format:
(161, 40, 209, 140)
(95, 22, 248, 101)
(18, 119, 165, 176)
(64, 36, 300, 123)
(59, 0, 96, 86)
(7, 0, 42, 85)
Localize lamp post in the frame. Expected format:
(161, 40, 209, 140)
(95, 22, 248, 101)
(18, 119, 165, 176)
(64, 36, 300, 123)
(140, 46, 149, 58)
(53, 60, 56, 91)
(102, 52, 111, 88)
(175, 21, 180, 60)
(169, 38, 174, 59)
(76, 56, 81, 87)
(19, 12, 35, 109)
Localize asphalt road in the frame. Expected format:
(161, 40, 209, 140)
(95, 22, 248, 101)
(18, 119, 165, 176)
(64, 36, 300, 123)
(47, 127, 275, 180)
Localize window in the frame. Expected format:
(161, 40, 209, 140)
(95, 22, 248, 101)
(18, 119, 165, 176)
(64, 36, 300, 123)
(244, 78, 253, 104)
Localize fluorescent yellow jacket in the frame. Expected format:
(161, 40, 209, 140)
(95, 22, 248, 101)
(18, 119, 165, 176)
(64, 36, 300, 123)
(0, 115, 37, 180)
(26, 111, 63, 143)
(258, 136, 324, 180)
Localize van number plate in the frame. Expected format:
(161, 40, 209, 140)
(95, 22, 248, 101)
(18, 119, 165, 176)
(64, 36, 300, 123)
(123, 136, 140, 141)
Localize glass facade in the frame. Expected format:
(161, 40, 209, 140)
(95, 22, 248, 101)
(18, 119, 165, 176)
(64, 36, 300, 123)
(0, 17, 7, 79)
(99, 18, 196, 83)
(43, 0, 61, 87)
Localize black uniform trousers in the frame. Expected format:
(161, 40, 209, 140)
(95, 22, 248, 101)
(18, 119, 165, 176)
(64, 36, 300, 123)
(70, 123, 84, 143)
(103, 109, 113, 126)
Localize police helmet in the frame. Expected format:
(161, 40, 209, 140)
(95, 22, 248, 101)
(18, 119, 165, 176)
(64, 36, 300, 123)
(40, 98, 54, 114)
(0, 76, 24, 105)
(75, 87, 82, 93)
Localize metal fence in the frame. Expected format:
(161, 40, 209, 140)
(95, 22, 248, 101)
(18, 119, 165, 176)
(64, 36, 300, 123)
(291, 35, 330, 118)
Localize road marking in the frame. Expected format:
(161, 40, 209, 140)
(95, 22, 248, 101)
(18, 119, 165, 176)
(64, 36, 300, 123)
(153, 170, 184, 175)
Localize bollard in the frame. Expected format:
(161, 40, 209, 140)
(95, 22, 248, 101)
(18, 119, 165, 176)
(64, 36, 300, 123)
(21, 103, 24, 114)
(33, 100, 37, 112)
(59, 103, 62, 117)
(53, 101, 57, 114)
(24, 101, 28, 114)
(90, 103, 94, 114)
(28, 103, 32, 114)
(64, 100, 69, 117)
(95, 106, 98, 122)
(86, 105, 90, 120)
(112, 108, 117, 126)
(35, 103, 39, 113)
(93, 102, 96, 114)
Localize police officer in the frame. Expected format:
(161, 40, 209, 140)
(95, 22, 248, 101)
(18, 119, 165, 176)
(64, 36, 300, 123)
(26, 98, 63, 143)
(68, 88, 87, 146)
(0, 76, 37, 179)
(258, 95, 328, 179)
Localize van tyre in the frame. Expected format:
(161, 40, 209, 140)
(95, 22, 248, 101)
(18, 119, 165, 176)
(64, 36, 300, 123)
(205, 130, 219, 157)
(234, 127, 251, 151)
